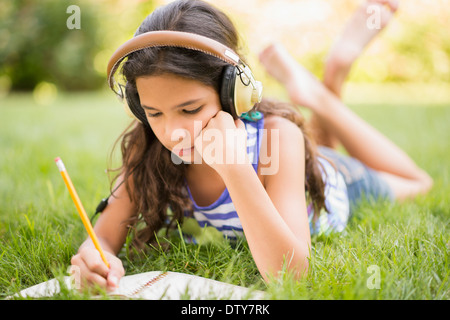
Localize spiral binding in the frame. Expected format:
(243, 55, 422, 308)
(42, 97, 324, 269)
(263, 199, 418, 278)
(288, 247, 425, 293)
(128, 272, 169, 296)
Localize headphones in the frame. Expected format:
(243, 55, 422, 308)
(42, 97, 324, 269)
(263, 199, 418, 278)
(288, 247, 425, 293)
(91, 31, 263, 220)
(106, 30, 263, 122)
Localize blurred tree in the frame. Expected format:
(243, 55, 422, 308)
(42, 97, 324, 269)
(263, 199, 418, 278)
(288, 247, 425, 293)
(0, 0, 156, 92)
(0, 0, 106, 91)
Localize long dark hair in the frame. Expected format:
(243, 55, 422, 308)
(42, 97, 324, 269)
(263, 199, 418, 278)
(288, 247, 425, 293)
(111, 0, 326, 249)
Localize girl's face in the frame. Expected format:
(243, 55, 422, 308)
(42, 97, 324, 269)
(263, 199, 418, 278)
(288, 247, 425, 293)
(136, 73, 221, 161)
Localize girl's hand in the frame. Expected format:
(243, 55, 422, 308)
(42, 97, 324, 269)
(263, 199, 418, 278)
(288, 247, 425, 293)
(194, 111, 249, 176)
(71, 247, 125, 291)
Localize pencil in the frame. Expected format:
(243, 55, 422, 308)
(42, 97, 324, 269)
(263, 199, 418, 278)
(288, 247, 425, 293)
(55, 157, 110, 268)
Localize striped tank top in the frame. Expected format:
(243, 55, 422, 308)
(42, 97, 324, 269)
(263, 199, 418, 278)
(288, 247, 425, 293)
(184, 113, 350, 241)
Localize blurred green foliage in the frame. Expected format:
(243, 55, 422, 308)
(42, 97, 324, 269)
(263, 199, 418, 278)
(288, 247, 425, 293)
(0, 0, 103, 91)
(0, 0, 449, 93)
(385, 17, 450, 83)
(0, 0, 156, 92)
(287, 15, 450, 85)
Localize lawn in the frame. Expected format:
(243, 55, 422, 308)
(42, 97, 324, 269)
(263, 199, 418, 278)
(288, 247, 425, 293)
(0, 85, 448, 300)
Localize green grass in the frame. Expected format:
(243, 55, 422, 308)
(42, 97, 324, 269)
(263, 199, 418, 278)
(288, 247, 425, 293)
(0, 86, 449, 300)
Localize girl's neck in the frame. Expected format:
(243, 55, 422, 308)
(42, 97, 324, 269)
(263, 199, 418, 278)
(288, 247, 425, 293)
(186, 160, 220, 181)
(185, 161, 226, 207)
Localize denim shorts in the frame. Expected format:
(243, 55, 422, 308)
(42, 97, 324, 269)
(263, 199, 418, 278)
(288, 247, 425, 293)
(318, 146, 394, 214)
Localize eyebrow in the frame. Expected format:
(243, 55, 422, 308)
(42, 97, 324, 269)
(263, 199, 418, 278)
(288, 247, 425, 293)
(141, 98, 202, 111)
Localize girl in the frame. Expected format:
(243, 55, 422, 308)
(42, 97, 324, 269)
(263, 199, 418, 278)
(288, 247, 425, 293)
(71, 0, 432, 290)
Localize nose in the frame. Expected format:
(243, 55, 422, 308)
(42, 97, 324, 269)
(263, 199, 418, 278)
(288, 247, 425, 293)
(165, 118, 189, 144)
(170, 128, 188, 143)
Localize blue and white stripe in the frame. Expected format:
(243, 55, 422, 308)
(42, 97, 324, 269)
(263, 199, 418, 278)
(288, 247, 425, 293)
(308, 157, 350, 235)
(185, 114, 350, 241)
(185, 116, 264, 240)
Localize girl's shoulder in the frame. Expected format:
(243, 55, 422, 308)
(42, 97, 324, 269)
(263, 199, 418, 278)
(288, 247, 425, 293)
(263, 114, 305, 140)
(258, 114, 306, 180)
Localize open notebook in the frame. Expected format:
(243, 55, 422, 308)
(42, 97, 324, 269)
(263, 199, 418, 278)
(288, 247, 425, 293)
(12, 271, 265, 300)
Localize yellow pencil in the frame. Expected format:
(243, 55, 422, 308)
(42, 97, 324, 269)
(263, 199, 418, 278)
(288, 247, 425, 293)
(55, 157, 110, 268)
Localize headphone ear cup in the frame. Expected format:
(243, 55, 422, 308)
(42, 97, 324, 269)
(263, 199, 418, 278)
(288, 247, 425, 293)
(220, 65, 238, 119)
(125, 83, 148, 124)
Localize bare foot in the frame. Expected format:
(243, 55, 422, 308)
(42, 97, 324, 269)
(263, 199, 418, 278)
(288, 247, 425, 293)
(323, 0, 399, 96)
(259, 43, 327, 112)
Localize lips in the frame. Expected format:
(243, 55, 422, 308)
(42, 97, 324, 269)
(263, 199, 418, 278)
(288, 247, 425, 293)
(175, 146, 194, 156)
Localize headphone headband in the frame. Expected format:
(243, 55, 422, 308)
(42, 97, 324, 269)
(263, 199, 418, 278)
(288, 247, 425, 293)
(107, 31, 244, 93)
(107, 30, 262, 121)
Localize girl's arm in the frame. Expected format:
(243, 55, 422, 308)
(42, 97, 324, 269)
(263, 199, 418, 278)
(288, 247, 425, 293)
(88, 175, 136, 255)
(71, 175, 136, 290)
(196, 112, 311, 281)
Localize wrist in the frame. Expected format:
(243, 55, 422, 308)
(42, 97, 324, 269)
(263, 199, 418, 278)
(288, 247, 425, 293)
(217, 161, 254, 182)
(79, 237, 114, 256)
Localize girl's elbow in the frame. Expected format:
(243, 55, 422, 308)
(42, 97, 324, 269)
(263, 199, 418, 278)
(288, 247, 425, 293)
(287, 246, 310, 281)
(297, 251, 310, 279)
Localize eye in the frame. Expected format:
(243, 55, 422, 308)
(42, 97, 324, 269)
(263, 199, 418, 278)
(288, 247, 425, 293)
(183, 105, 203, 115)
(146, 112, 162, 118)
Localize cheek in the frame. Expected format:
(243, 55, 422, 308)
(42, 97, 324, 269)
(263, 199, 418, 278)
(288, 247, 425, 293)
(148, 119, 195, 150)
(147, 103, 221, 147)
(148, 123, 167, 146)
(198, 103, 221, 127)
(180, 105, 221, 140)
